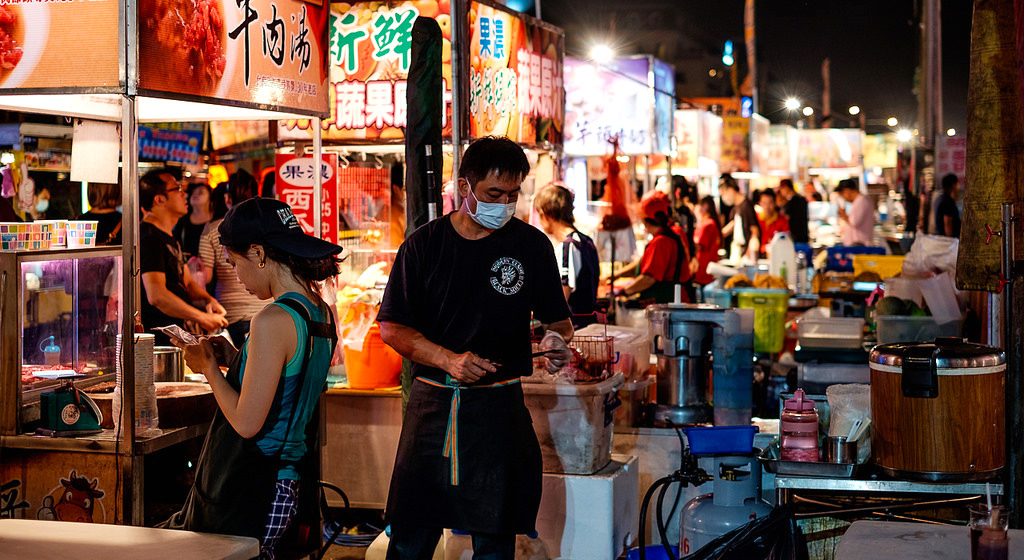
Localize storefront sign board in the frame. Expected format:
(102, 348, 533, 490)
(138, 0, 330, 116)
(468, 1, 564, 147)
(564, 56, 652, 156)
(276, 152, 339, 242)
(278, 0, 454, 143)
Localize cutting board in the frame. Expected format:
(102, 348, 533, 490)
(88, 382, 216, 429)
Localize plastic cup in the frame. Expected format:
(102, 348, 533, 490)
(969, 505, 1010, 560)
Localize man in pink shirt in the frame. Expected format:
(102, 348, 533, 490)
(835, 179, 875, 246)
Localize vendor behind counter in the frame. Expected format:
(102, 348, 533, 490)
(609, 190, 691, 304)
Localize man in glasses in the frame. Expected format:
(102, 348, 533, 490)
(139, 167, 227, 344)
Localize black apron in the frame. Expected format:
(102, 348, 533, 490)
(159, 297, 336, 541)
(637, 231, 687, 304)
(385, 377, 542, 535)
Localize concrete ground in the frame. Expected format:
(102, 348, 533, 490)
(322, 544, 369, 559)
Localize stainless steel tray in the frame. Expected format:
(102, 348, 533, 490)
(759, 443, 861, 478)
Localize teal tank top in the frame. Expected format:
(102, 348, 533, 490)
(238, 293, 333, 480)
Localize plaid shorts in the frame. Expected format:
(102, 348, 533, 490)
(260, 478, 300, 560)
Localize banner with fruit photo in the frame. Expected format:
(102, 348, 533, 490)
(279, 0, 454, 143)
(467, 1, 564, 147)
(137, 0, 331, 116)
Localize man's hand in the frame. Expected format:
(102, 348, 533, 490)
(206, 299, 227, 316)
(197, 311, 229, 332)
(446, 352, 497, 384)
(540, 330, 571, 373)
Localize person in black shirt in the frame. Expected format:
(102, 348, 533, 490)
(777, 178, 809, 244)
(78, 181, 122, 245)
(934, 173, 962, 238)
(139, 168, 227, 344)
(378, 137, 573, 560)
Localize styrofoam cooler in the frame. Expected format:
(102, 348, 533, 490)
(523, 373, 624, 474)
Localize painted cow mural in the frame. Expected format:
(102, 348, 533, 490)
(36, 470, 105, 523)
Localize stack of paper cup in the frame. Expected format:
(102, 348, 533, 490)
(113, 333, 161, 438)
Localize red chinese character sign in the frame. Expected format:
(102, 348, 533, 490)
(138, 0, 330, 116)
(276, 153, 339, 243)
(279, 0, 454, 142)
(936, 135, 967, 187)
(468, 1, 564, 147)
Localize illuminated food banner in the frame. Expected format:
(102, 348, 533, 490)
(720, 116, 750, 173)
(796, 129, 863, 169)
(276, 153, 339, 243)
(279, 0, 454, 143)
(652, 59, 674, 154)
(467, 1, 564, 147)
(138, 0, 330, 116)
(564, 56, 652, 156)
(0, 1, 120, 91)
(673, 110, 700, 169)
(862, 133, 898, 169)
(139, 123, 204, 164)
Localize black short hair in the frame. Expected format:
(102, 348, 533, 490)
(779, 178, 794, 191)
(719, 173, 739, 192)
(757, 189, 776, 204)
(458, 136, 530, 188)
(228, 169, 258, 203)
(941, 173, 959, 193)
(140, 168, 171, 211)
(835, 178, 859, 193)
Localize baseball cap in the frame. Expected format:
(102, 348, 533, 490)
(640, 190, 671, 222)
(218, 197, 343, 259)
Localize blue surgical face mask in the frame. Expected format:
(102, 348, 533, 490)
(35, 199, 49, 213)
(467, 187, 516, 230)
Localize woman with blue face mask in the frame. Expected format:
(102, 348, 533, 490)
(30, 187, 50, 220)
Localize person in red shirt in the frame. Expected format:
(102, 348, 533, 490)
(615, 190, 691, 303)
(757, 189, 789, 255)
(690, 196, 722, 287)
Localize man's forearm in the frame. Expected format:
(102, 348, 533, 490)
(379, 322, 452, 371)
(150, 289, 206, 323)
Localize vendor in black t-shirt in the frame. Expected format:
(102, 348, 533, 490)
(139, 168, 227, 345)
(720, 179, 762, 263)
(377, 137, 574, 559)
(934, 173, 962, 238)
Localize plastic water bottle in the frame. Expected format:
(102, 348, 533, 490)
(781, 389, 819, 462)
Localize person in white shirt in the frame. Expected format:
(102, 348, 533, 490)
(834, 179, 875, 246)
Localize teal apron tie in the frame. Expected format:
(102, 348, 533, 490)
(415, 376, 521, 486)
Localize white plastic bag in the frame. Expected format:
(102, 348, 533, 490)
(902, 233, 959, 277)
(826, 383, 871, 464)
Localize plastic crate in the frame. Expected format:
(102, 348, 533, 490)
(683, 425, 759, 455)
(735, 288, 789, 353)
(825, 246, 886, 272)
(797, 315, 865, 349)
(853, 254, 904, 279)
(875, 315, 962, 345)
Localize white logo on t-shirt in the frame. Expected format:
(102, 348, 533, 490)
(490, 257, 524, 296)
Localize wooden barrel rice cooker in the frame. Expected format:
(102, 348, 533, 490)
(870, 338, 1005, 482)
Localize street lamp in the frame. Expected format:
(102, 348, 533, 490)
(784, 98, 801, 111)
(897, 129, 912, 142)
(802, 106, 814, 117)
(848, 105, 861, 116)
(590, 44, 614, 64)
(887, 116, 899, 127)
(947, 128, 956, 136)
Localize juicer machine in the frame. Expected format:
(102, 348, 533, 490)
(647, 304, 755, 426)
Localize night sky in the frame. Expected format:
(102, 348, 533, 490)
(541, 0, 972, 135)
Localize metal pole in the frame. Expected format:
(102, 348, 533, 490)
(450, 0, 466, 208)
(120, 93, 139, 524)
(1002, 202, 1020, 525)
(313, 117, 322, 239)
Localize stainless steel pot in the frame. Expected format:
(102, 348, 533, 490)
(153, 346, 184, 382)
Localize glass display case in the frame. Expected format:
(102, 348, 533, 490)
(0, 247, 122, 434)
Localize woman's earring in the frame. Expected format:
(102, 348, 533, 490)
(258, 260, 265, 268)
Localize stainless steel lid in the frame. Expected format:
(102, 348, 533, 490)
(870, 337, 1005, 369)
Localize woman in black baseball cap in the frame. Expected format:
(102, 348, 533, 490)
(164, 197, 342, 558)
